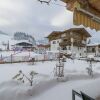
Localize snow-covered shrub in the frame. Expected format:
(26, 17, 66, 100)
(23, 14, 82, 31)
(67, 50, 72, 55)
(13, 70, 38, 86)
(87, 55, 94, 61)
(86, 67, 93, 77)
(86, 55, 94, 77)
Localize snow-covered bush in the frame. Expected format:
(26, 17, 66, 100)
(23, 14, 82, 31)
(86, 55, 95, 77)
(87, 55, 94, 61)
(13, 70, 38, 86)
(67, 50, 72, 55)
(86, 67, 93, 77)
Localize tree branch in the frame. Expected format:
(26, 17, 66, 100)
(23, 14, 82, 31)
(37, 0, 56, 5)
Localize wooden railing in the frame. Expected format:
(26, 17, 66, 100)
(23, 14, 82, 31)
(72, 90, 95, 100)
(72, 90, 82, 100)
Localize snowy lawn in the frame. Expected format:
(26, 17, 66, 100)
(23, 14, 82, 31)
(0, 59, 100, 100)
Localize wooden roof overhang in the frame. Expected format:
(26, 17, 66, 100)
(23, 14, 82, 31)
(61, 0, 100, 31)
(47, 28, 91, 41)
(64, 28, 91, 37)
(47, 31, 63, 41)
(47, 31, 62, 38)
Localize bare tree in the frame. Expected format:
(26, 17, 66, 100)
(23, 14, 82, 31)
(37, 0, 57, 5)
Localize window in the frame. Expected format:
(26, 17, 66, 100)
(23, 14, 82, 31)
(57, 41, 59, 43)
(78, 47, 81, 50)
(69, 46, 71, 50)
(63, 47, 67, 50)
(52, 41, 56, 44)
(92, 48, 95, 53)
(78, 47, 79, 50)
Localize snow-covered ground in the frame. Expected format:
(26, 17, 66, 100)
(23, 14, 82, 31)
(0, 59, 100, 100)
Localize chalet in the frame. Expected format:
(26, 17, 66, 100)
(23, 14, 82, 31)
(61, 0, 100, 31)
(87, 43, 100, 56)
(14, 32, 36, 46)
(11, 40, 35, 51)
(36, 44, 50, 54)
(47, 28, 91, 57)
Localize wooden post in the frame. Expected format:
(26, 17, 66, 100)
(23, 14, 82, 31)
(0, 54, 2, 63)
(72, 90, 75, 100)
(11, 54, 13, 63)
(1, 54, 2, 60)
(72, 90, 82, 100)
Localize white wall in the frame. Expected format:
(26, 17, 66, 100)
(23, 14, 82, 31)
(50, 39, 61, 51)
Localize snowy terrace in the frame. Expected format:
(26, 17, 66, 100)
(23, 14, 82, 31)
(0, 59, 100, 100)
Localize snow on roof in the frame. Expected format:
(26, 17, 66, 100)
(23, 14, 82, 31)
(87, 43, 100, 46)
(46, 50, 59, 53)
(10, 40, 32, 46)
(47, 28, 91, 39)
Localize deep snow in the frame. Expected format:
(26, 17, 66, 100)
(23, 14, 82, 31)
(0, 59, 100, 100)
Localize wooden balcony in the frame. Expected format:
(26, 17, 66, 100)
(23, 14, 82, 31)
(60, 41, 86, 47)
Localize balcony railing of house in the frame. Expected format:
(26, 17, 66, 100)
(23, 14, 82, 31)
(60, 41, 86, 47)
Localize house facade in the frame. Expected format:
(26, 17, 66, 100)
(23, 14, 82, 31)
(47, 28, 91, 57)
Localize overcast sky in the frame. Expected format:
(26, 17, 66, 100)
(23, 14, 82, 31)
(0, 0, 100, 42)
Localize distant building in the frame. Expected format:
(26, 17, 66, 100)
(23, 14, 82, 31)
(47, 28, 91, 57)
(36, 38, 49, 45)
(87, 43, 100, 56)
(36, 44, 50, 54)
(11, 32, 36, 51)
(14, 32, 36, 45)
(11, 40, 35, 51)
